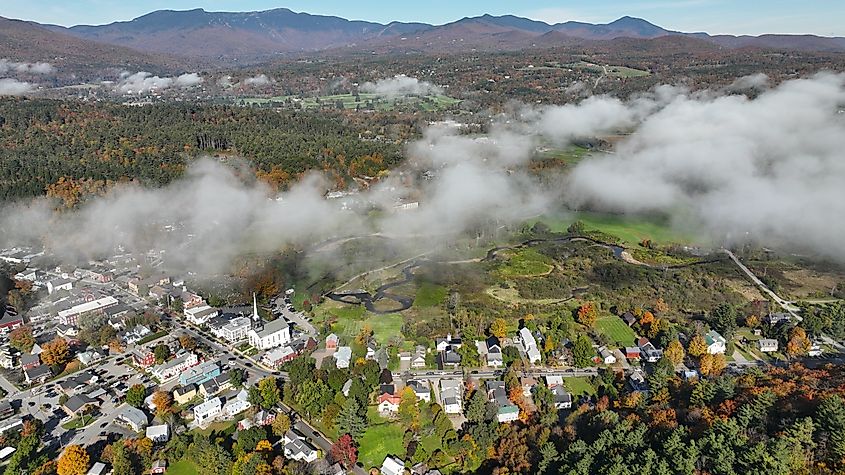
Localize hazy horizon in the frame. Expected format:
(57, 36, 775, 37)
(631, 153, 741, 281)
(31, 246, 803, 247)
(3, 0, 845, 37)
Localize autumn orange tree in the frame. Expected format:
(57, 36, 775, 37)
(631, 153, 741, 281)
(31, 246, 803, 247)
(576, 302, 598, 327)
(41, 338, 71, 367)
(786, 326, 812, 358)
(699, 353, 727, 377)
(152, 391, 173, 417)
(57, 445, 89, 475)
(745, 314, 761, 328)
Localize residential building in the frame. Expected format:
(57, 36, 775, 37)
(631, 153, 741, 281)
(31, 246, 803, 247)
(624, 347, 641, 360)
(151, 352, 199, 383)
(20, 353, 40, 371)
(435, 334, 462, 352)
(485, 336, 504, 367)
(194, 397, 222, 426)
(521, 377, 537, 398)
(199, 374, 232, 397)
(47, 278, 74, 294)
(334, 346, 352, 369)
(440, 379, 463, 414)
(118, 406, 149, 432)
(809, 344, 824, 357)
(622, 312, 637, 326)
(381, 456, 405, 475)
(407, 380, 431, 402)
(629, 369, 649, 393)
(705, 330, 727, 354)
(132, 348, 156, 368)
(411, 346, 427, 369)
(173, 385, 197, 405)
(637, 338, 663, 363)
(262, 346, 296, 368)
(284, 429, 318, 462)
(223, 389, 251, 417)
(184, 305, 218, 326)
(758, 339, 779, 353)
(599, 347, 617, 365)
(486, 381, 519, 423)
(150, 460, 167, 474)
(59, 371, 98, 395)
(221, 317, 252, 343)
(86, 462, 108, 475)
(62, 394, 98, 417)
(77, 349, 104, 366)
(178, 361, 221, 386)
(146, 424, 170, 444)
(766, 313, 792, 325)
(378, 385, 401, 414)
(326, 333, 339, 349)
(545, 375, 564, 388)
(23, 364, 52, 385)
(122, 324, 151, 345)
(519, 327, 542, 364)
(551, 386, 573, 409)
(0, 347, 13, 369)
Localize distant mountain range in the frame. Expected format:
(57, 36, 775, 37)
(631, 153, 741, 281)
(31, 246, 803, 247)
(3, 8, 844, 67)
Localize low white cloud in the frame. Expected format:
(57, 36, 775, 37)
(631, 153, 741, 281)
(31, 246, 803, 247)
(116, 71, 203, 95)
(360, 75, 442, 96)
(0, 59, 55, 75)
(0, 78, 34, 95)
(242, 74, 273, 87)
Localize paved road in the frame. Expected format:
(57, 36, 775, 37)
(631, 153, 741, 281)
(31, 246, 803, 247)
(723, 249, 802, 319)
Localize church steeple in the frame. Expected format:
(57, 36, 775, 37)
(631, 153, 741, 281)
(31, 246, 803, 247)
(252, 292, 261, 329)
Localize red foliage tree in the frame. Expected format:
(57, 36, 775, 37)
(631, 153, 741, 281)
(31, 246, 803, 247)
(331, 434, 358, 468)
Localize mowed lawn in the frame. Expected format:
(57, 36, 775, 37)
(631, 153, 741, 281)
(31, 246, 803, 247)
(594, 315, 638, 347)
(564, 377, 596, 396)
(166, 460, 199, 475)
(359, 407, 405, 470)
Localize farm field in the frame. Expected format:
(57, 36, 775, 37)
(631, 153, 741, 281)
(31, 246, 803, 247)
(594, 314, 638, 347)
(532, 212, 700, 246)
(324, 303, 404, 345)
(238, 92, 461, 111)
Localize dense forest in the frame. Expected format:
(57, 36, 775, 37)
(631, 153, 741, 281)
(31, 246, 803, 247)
(0, 99, 403, 200)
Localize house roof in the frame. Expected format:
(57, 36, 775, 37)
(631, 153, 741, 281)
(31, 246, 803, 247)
(24, 364, 52, 380)
(705, 330, 726, 346)
(64, 394, 97, 413)
(146, 424, 169, 439)
(174, 385, 196, 397)
(119, 406, 148, 428)
(253, 317, 289, 338)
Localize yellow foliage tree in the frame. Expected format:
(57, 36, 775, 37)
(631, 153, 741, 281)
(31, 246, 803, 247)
(664, 340, 685, 366)
(699, 353, 727, 377)
(654, 298, 670, 314)
(639, 311, 655, 326)
(745, 314, 760, 328)
(688, 334, 708, 358)
(256, 440, 273, 452)
(490, 318, 508, 339)
(58, 445, 89, 475)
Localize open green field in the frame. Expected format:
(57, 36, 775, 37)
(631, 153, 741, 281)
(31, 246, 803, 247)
(414, 283, 448, 308)
(166, 460, 199, 475)
(564, 377, 596, 396)
(329, 306, 404, 345)
(533, 212, 699, 246)
(359, 407, 405, 470)
(539, 145, 592, 165)
(498, 248, 554, 277)
(566, 61, 651, 78)
(594, 315, 638, 347)
(238, 92, 461, 112)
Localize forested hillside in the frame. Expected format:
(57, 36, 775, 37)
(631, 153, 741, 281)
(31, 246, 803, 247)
(0, 99, 402, 201)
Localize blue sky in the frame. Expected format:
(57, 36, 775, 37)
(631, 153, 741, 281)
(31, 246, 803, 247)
(3, 0, 844, 36)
